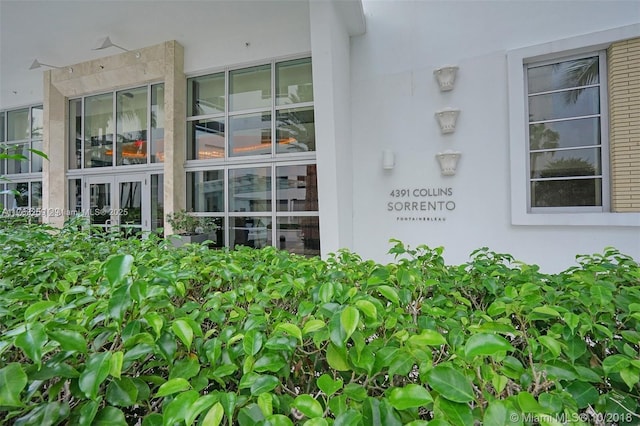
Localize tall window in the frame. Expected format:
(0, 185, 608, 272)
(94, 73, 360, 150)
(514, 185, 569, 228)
(69, 83, 165, 169)
(186, 57, 319, 256)
(0, 106, 43, 218)
(526, 53, 607, 210)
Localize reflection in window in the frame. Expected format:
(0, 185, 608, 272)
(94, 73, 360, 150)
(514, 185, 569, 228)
(69, 100, 82, 169)
(84, 93, 114, 168)
(6, 143, 29, 174)
(188, 170, 224, 212)
(189, 73, 225, 116)
(116, 87, 148, 166)
(276, 216, 320, 257)
(231, 216, 272, 249)
(31, 106, 43, 139)
(527, 54, 604, 208)
(151, 174, 164, 233)
(276, 164, 318, 211)
(229, 167, 271, 212)
(151, 84, 165, 163)
(276, 58, 314, 105)
(229, 65, 271, 111)
(276, 107, 315, 153)
(7, 109, 29, 141)
(188, 119, 225, 159)
(229, 113, 271, 157)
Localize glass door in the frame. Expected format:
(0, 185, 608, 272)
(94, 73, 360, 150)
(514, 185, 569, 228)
(83, 174, 149, 234)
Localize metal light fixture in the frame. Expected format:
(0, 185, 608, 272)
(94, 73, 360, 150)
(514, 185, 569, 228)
(382, 149, 395, 170)
(29, 59, 73, 73)
(93, 36, 141, 58)
(433, 65, 459, 91)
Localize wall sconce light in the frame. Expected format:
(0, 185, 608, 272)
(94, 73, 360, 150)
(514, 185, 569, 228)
(436, 150, 461, 176)
(435, 108, 460, 134)
(93, 36, 141, 58)
(29, 59, 73, 73)
(433, 65, 458, 91)
(382, 149, 395, 170)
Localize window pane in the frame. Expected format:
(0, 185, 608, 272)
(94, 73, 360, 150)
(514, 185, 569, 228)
(85, 93, 113, 168)
(187, 170, 224, 212)
(0, 112, 5, 142)
(276, 216, 320, 256)
(31, 140, 43, 172)
(31, 182, 42, 208)
(276, 107, 315, 153)
(229, 167, 271, 212)
(69, 99, 82, 169)
(528, 87, 599, 122)
(529, 117, 600, 151)
(188, 118, 225, 159)
(276, 58, 313, 105)
(7, 108, 29, 141)
(276, 164, 318, 211)
(229, 65, 271, 111)
(531, 148, 600, 179)
(532, 178, 602, 207)
(188, 73, 225, 116)
(229, 112, 271, 157)
(7, 182, 29, 208)
(151, 84, 165, 163)
(528, 56, 599, 94)
(116, 87, 147, 165)
(231, 216, 271, 249)
(151, 174, 164, 233)
(69, 179, 81, 215)
(7, 143, 28, 174)
(31, 106, 43, 139)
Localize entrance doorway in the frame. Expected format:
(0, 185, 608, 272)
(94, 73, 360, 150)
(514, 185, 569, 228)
(83, 174, 149, 234)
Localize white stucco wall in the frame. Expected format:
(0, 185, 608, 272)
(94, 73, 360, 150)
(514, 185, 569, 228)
(350, 0, 640, 271)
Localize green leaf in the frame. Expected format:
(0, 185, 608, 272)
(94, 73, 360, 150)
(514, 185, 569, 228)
(104, 254, 134, 286)
(564, 381, 598, 409)
(0, 363, 27, 407)
(265, 414, 294, 426)
(302, 419, 328, 426)
(302, 319, 326, 335)
(407, 329, 447, 347)
(275, 323, 302, 343)
(220, 392, 237, 426)
(254, 353, 286, 373)
(620, 367, 639, 390)
(483, 401, 522, 426)
(109, 351, 124, 379)
(155, 378, 191, 397)
(93, 406, 127, 426)
(108, 285, 131, 324)
(292, 394, 323, 418)
(355, 300, 377, 320)
(202, 402, 224, 426)
(257, 393, 273, 417)
(464, 333, 514, 358)
(425, 364, 474, 403)
(333, 410, 362, 426)
(243, 329, 263, 356)
(15, 322, 47, 367)
(602, 354, 630, 375)
(317, 374, 343, 397)
(77, 400, 100, 426)
(79, 351, 112, 400)
(48, 329, 87, 353)
(340, 306, 360, 340)
(24, 300, 57, 321)
(377, 285, 399, 305)
(388, 384, 433, 410)
(250, 375, 279, 395)
(172, 319, 194, 349)
(163, 390, 199, 426)
(437, 397, 474, 426)
(516, 391, 547, 413)
(319, 282, 335, 303)
(185, 395, 217, 426)
(531, 306, 561, 318)
(326, 343, 350, 371)
(106, 377, 138, 407)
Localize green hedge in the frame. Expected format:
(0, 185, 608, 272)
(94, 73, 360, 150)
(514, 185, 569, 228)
(0, 221, 638, 425)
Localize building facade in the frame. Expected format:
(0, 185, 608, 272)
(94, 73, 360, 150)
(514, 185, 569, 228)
(1, 0, 639, 271)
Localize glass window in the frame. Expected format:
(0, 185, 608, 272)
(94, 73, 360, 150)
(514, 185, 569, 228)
(276, 164, 318, 211)
(276, 216, 320, 256)
(276, 58, 313, 105)
(31, 182, 42, 208)
(6, 143, 29, 174)
(31, 140, 43, 173)
(189, 73, 225, 116)
(151, 174, 164, 233)
(69, 179, 82, 215)
(231, 216, 272, 249)
(0, 112, 5, 142)
(229, 65, 271, 111)
(229, 112, 271, 157)
(527, 54, 605, 209)
(188, 118, 225, 160)
(229, 167, 271, 212)
(84, 93, 114, 168)
(276, 107, 315, 153)
(7, 108, 29, 141)
(69, 99, 82, 169)
(187, 170, 224, 212)
(7, 182, 29, 209)
(31, 106, 43, 139)
(116, 87, 148, 166)
(151, 84, 165, 163)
